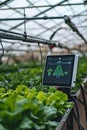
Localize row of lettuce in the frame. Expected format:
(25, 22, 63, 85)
(0, 57, 87, 130)
(0, 85, 72, 130)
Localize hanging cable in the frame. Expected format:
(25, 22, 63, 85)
(49, 27, 61, 52)
(69, 95, 85, 130)
(0, 38, 4, 63)
(80, 85, 87, 121)
(23, 8, 27, 40)
(50, 27, 62, 40)
(72, 96, 80, 121)
(72, 108, 85, 130)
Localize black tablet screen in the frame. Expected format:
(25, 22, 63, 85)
(43, 55, 75, 87)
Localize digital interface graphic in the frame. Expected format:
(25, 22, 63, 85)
(43, 55, 75, 87)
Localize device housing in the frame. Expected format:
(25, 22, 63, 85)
(42, 54, 78, 88)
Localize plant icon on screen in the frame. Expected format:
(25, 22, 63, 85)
(47, 68, 53, 76)
(64, 71, 68, 75)
(53, 65, 64, 77)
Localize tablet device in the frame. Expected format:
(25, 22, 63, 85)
(42, 54, 78, 87)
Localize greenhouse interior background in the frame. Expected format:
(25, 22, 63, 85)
(0, 0, 87, 63)
(0, 0, 87, 130)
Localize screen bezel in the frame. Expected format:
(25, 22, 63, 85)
(42, 54, 75, 87)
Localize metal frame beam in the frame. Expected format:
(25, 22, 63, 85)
(0, 2, 86, 10)
(0, 16, 64, 21)
(0, 0, 13, 7)
(9, 0, 67, 30)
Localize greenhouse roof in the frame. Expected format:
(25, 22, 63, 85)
(0, 0, 87, 54)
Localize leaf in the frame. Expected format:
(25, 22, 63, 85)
(30, 112, 39, 119)
(43, 106, 57, 119)
(34, 123, 45, 130)
(0, 124, 7, 130)
(45, 120, 58, 127)
(19, 117, 34, 129)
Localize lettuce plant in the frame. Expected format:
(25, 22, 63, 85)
(0, 85, 73, 130)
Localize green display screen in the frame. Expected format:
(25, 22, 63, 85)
(43, 55, 75, 87)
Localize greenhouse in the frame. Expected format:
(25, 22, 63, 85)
(0, 0, 87, 130)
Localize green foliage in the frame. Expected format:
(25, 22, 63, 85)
(0, 57, 87, 93)
(0, 57, 87, 129)
(0, 67, 43, 90)
(71, 57, 87, 93)
(0, 62, 41, 73)
(0, 85, 72, 130)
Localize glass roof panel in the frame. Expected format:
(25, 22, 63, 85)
(0, 0, 87, 53)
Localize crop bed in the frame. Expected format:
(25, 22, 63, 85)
(0, 57, 87, 130)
